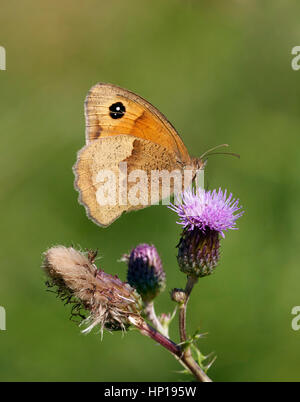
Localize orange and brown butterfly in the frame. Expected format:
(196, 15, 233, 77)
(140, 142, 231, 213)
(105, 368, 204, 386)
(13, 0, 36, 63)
(73, 83, 205, 227)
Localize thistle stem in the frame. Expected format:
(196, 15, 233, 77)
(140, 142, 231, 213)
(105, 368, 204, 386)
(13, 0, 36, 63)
(138, 320, 211, 382)
(179, 276, 198, 345)
(139, 321, 180, 356)
(177, 275, 212, 382)
(144, 301, 168, 337)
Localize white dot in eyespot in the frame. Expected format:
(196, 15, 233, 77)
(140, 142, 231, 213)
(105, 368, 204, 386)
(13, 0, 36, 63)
(116, 106, 120, 111)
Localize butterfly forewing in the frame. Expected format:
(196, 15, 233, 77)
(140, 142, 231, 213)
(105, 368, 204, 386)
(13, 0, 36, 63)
(84, 83, 191, 165)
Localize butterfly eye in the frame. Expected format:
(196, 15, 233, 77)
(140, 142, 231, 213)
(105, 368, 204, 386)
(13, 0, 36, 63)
(109, 102, 126, 119)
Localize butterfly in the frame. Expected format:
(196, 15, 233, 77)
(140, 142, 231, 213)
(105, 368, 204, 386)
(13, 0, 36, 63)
(73, 83, 206, 227)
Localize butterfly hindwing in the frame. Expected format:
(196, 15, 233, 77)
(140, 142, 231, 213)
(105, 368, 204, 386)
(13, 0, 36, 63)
(74, 135, 190, 227)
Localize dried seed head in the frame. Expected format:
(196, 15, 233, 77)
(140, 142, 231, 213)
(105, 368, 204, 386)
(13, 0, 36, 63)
(42, 246, 143, 334)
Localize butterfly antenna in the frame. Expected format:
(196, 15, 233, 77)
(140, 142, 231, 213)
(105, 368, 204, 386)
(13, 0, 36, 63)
(206, 152, 240, 158)
(200, 144, 240, 161)
(199, 144, 229, 160)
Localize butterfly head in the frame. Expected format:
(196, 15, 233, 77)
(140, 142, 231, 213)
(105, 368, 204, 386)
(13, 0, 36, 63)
(192, 157, 206, 171)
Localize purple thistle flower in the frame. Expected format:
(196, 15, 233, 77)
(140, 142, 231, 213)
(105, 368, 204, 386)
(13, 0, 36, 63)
(169, 188, 244, 278)
(169, 188, 244, 238)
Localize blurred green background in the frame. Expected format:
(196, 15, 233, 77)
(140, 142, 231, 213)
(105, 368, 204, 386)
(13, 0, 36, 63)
(0, 0, 299, 382)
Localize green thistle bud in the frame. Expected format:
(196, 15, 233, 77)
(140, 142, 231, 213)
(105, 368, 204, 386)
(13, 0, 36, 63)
(177, 228, 220, 277)
(170, 288, 187, 304)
